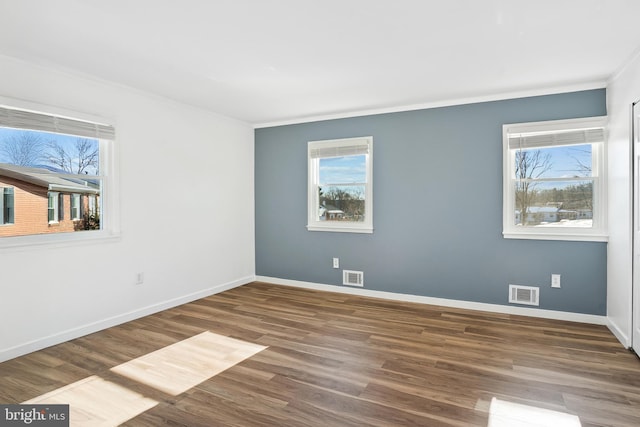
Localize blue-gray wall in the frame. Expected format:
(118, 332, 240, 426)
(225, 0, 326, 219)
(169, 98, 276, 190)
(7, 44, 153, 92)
(255, 89, 607, 315)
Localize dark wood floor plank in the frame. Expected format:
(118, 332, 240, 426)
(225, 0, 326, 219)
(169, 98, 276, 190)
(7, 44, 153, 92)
(1, 281, 639, 426)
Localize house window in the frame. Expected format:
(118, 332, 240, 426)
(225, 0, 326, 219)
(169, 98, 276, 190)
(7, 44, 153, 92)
(0, 101, 116, 245)
(58, 193, 64, 221)
(48, 192, 59, 223)
(307, 136, 373, 233)
(503, 116, 607, 241)
(87, 194, 97, 216)
(0, 187, 14, 224)
(70, 194, 80, 220)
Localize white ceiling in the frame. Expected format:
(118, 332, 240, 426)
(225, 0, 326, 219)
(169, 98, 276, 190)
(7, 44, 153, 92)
(1, 0, 639, 126)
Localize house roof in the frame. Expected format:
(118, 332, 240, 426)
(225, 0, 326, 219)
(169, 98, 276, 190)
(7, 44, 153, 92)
(0, 163, 100, 194)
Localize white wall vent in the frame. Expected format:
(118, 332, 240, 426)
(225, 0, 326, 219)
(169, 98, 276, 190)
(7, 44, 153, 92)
(343, 270, 364, 287)
(509, 284, 539, 306)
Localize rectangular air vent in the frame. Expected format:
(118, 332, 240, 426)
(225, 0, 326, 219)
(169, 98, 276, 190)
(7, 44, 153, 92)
(343, 270, 364, 287)
(509, 284, 539, 306)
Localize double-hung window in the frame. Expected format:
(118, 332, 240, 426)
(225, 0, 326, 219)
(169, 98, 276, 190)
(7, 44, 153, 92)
(0, 100, 117, 245)
(70, 194, 81, 220)
(48, 192, 59, 223)
(503, 116, 607, 241)
(307, 136, 373, 233)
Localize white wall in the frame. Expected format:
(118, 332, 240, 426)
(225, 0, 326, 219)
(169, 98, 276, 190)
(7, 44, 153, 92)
(0, 55, 255, 362)
(606, 52, 640, 347)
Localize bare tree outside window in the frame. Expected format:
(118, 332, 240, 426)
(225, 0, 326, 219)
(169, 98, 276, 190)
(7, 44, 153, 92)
(514, 150, 552, 225)
(571, 146, 592, 176)
(504, 118, 605, 238)
(320, 186, 365, 221)
(0, 133, 46, 166)
(47, 138, 99, 175)
(1, 130, 99, 175)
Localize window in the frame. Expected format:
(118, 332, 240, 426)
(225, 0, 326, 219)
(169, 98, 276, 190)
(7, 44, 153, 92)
(58, 192, 64, 221)
(87, 194, 97, 215)
(307, 136, 373, 233)
(48, 192, 59, 223)
(0, 100, 117, 245)
(70, 194, 80, 220)
(0, 187, 14, 224)
(503, 116, 607, 241)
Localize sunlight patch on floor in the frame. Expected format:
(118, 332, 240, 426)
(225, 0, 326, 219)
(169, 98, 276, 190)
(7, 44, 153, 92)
(24, 375, 158, 427)
(22, 331, 267, 426)
(110, 330, 267, 395)
(488, 397, 581, 427)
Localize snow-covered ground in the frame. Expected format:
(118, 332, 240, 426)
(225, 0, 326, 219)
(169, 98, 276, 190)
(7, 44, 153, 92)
(532, 219, 592, 228)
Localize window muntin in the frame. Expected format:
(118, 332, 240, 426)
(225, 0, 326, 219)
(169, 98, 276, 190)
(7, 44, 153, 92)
(308, 137, 373, 233)
(0, 102, 115, 244)
(503, 117, 607, 241)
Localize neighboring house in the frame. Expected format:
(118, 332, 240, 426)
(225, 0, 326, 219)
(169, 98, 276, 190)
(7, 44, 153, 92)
(516, 206, 558, 224)
(527, 206, 560, 224)
(0, 163, 100, 237)
(319, 204, 344, 220)
(516, 205, 590, 225)
(558, 209, 579, 221)
(576, 209, 593, 219)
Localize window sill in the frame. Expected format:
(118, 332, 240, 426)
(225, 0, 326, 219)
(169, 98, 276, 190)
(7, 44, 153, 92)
(503, 231, 608, 242)
(307, 224, 373, 234)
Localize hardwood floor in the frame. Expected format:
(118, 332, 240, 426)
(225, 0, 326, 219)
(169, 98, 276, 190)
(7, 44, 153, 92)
(1, 281, 639, 426)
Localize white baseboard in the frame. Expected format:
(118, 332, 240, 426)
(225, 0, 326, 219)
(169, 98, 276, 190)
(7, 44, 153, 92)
(0, 275, 255, 363)
(606, 317, 631, 349)
(3, 275, 615, 363)
(256, 276, 608, 325)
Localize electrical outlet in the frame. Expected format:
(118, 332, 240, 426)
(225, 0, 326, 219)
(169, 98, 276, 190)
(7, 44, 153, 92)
(333, 258, 339, 269)
(551, 274, 561, 288)
(135, 272, 144, 285)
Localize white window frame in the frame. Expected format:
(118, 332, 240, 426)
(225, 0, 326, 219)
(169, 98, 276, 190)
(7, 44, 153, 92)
(307, 136, 373, 234)
(0, 97, 119, 249)
(88, 194, 97, 216)
(48, 192, 59, 224)
(70, 193, 81, 220)
(0, 186, 14, 225)
(503, 116, 607, 242)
